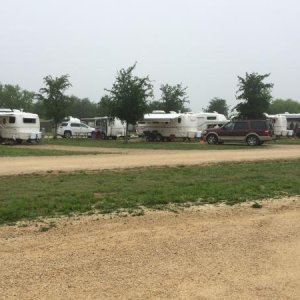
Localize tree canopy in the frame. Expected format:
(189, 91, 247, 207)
(105, 64, 153, 139)
(159, 83, 189, 113)
(268, 98, 300, 114)
(38, 75, 72, 137)
(204, 97, 229, 116)
(235, 73, 273, 119)
(0, 83, 35, 111)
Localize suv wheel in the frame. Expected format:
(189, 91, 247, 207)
(246, 135, 259, 146)
(206, 134, 218, 145)
(64, 131, 72, 138)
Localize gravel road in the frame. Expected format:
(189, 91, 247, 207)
(0, 144, 300, 299)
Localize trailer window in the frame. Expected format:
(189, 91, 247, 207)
(178, 118, 181, 123)
(23, 118, 36, 123)
(9, 117, 15, 123)
(207, 116, 217, 120)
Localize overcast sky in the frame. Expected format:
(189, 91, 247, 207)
(1, 0, 299, 111)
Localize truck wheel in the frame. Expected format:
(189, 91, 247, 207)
(206, 134, 218, 145)
(246, 135, 259, 146)
(64, 131, 72, 138)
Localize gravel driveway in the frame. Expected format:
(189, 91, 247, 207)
(0, 144, 300, 299)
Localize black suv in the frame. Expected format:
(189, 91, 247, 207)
(203, 120, 274, 146)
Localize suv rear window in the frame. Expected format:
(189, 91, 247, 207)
(61, 122, 68, 126)
(250, 121, 267, 129)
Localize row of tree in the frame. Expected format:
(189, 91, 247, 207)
(1, 64, 300, 137)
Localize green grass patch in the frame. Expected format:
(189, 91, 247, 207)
(0, 145, 99, 157)
(0, 159, 299, 224)
(44, 138, 261, 150)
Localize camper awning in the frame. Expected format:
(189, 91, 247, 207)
(143, 114, 180, 122)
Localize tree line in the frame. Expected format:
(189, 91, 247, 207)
(1, 64, 300, 132)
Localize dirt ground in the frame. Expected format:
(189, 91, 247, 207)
(0, 144, 300, 299)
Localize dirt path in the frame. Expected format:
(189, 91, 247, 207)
(1, 144, 300, 175)
(0, 144, 300, 299)
(0, 198, 299, 299)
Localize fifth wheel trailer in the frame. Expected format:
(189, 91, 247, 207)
(136, 111, 228, 141)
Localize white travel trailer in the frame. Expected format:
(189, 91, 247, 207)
(264, 114, 288, 137)
(0, 109, 42, 144)
(82, 117, 126, 139)
(136, 111, 228, 141)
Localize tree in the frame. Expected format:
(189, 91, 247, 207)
(0, 83, 35, 111)
(38, 75, 72, 138)
(268, 98, 300, 114)
(105, 64, 153, 141)
(159, 83, 189, 112)
(66, 95, 98, 118)
(235, 73, 273, 119)
(97, 95, 114, 116)
(204, 97, 229, 116)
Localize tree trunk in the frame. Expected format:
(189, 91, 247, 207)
(124, 122, 129, 144)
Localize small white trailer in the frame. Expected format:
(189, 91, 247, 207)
(0, 109, 42, 144)
(82, 117, 126, 139)
(136, 111, 228, 141)
(264, 114, 288, 137)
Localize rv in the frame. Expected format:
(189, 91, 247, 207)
(82, 117, 126, 139)
(136, 111, 228, 141)
(264, 114, 288, 137)
(0, 109, 42, 144)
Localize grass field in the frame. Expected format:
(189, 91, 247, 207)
(0, 159, 299, 224)
(44, 136, 300, 149)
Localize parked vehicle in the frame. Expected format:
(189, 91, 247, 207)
(0, 109, 41, 144)
(81, 117, 126, 139)
(136, 111, 228, 141)
(203, 119, 274, 146)
(57, 117, 95, 138)
(264, 114, 288, 137)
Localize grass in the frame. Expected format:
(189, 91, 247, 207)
(0, 145, 100, 157)
(44, 137, 261, 150)
(44, 136, 300, 149)
(0, 159, 299, 224)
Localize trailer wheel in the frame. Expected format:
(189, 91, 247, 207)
(155, 134, 163, 142)
(16, 139, 22, 144)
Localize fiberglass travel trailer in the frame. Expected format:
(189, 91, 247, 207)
(136, 111, 228, 141)
(0, 109, 42, 143)
(264, 113, 288, 137)
(81, 117, 126, 139)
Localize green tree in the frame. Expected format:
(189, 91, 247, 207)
(66, 95, 98, 118)
(38, 75, 72, 138)
(146, 100, 164, 113)
(105, 64, 153, 142)
(0, 83, 35, 111)
(159, 83, 189, 112)
(268, 98, 300, 114)
(204, 97, 229, 116)
(235, 73, 273, 119)
(97, 95, 114, 116)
